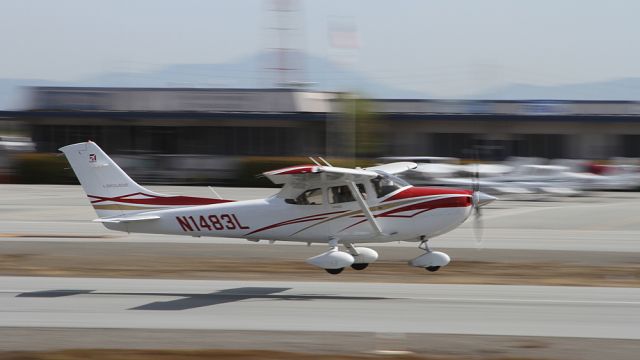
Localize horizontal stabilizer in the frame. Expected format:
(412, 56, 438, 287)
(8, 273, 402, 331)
(93, 215, 161, 223)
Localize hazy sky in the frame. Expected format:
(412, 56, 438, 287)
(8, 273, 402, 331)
(2, 0, 640, 96)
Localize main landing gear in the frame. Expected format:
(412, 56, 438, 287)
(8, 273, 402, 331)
(408, 237, 450, 272)
(305, 239, 379, 275)
(345, 243, 378, 271)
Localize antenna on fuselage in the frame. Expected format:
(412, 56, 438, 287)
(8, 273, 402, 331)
(208, 186, 222, 199)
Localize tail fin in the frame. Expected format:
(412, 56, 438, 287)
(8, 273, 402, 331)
(59, 141, 229, 218)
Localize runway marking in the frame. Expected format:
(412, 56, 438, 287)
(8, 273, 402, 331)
(0, 221, 96, 224)
(370, 350, 414, 355)
(414, 297, 640, 306)
(0, 233, 118, 239)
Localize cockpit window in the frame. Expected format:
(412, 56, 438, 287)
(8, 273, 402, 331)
(291, 188, 323, 205)
(371, 171, 409, 198)
(328, 183, 367, 204)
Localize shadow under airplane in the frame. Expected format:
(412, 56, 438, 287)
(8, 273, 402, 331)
(17, 287, 392, 311)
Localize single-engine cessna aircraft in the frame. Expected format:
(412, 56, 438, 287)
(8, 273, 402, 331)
(60, 141, 496, 274)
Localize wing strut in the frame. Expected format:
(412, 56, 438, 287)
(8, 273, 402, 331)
(346, 181, 383, 236)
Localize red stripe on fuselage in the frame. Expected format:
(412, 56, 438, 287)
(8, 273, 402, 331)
(88, 192, 233, 206)
(384, 187, 471, 202)
(244, 210, 347, 236)
(379, 196, 471, 218)
(338, 195, 471, 232)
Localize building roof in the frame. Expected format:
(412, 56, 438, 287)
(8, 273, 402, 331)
(17, 86, 640, 118)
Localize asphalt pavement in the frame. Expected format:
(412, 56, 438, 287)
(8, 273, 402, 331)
(1, 276, 639, 340)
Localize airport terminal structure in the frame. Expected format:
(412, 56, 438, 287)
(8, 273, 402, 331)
(4, 86, 640, 160)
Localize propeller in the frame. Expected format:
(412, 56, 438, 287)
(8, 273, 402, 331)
(471, 150, 484, 248)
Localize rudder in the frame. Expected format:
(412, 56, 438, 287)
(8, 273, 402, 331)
(59, 141, 165, 218)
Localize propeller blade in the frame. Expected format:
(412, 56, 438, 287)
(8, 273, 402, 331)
(473, 204, 484, 248)
(470, 148, 485, 248)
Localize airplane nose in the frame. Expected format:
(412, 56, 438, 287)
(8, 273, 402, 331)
(476, 191, 497, 206)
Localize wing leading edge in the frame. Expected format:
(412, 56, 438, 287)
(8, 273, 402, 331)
(263, 165, 380, 185)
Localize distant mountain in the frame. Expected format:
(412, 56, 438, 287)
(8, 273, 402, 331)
(5, 55, 640, 110)
(83, 52, 430, 99)
(0, 52, 429, 110)
(474, 78, 640, 101)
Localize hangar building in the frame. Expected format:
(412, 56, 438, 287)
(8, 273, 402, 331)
(5, 86, 640, 160)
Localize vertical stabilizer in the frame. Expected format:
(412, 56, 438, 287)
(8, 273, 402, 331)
(59, 141, 230, 219)
(59, 141, 164, 218)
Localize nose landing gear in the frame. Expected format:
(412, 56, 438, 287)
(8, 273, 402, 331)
(408, 237, 450, 272)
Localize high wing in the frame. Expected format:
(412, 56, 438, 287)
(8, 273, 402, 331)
(263, 164, 380, 185)
(263, 162, 418, 186)
(365, 162, 417, 175)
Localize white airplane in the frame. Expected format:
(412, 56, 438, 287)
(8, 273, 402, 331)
(60, 142, 496, 274)
(435, 164, 600, 196)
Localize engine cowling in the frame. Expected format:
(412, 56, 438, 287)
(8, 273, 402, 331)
(408, 251, 450, 268)
(306, 249, 354, 269)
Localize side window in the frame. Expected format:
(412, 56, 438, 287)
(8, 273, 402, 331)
(329, 184, 366, 204)
(292, 188, 323, 205)
(371, 177, 402, 198)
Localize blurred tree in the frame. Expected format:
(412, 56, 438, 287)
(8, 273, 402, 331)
(335, 93, 382, 165)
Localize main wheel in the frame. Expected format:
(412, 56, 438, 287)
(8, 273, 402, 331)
(325, 267, 344, 275)
(350, 263, 369, 270)
(426, 266, 440, 272)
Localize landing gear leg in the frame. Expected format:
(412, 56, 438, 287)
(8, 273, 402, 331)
(328, 237, 339, 251)
(418, 237, 431, 253)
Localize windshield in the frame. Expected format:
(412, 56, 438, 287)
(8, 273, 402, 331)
(371, 171, 410, 197)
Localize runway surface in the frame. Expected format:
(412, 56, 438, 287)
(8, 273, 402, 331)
(2, 186, 640, 356)
(2, 276, 639, 340)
